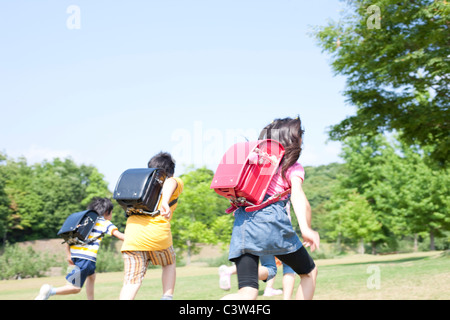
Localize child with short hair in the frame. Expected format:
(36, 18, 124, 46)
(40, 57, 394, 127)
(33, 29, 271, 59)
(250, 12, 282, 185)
(35, 197, 125, 300)
(119, 152, 183, 300)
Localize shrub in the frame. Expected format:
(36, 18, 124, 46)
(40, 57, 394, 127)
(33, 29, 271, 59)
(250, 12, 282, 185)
(0, 243, 60, 279)
(96, 245, 124, 273)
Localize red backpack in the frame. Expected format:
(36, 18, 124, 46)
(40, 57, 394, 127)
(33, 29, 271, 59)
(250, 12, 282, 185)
(210, 139, 290, 213)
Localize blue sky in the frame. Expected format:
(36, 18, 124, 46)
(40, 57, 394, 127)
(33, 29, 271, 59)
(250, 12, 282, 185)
(0, 1, 354, 189)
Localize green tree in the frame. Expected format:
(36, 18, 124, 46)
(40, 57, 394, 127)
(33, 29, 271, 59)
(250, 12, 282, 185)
(328, 133, 450, 253)
(314, 0, 450, 166)
(386, 141, 450, 250)
(171, 167, 231, 263)
(0, 155, 112, 242)
(302, 163, 347, 233)
(0, 153, 11, 242)
(327, 135, 400, 252)
(327, 190, 381, 254)
(1, 156, 42, 241)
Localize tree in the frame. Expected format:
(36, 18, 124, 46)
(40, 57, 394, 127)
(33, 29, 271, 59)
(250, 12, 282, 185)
(0, 155, 112, 242)
(327, 133, 450, 253)
(327, 190, 381, 254)
(387, 141, 450, 250)
(302, 163, 347, 235)
(0, 153, 11, 242)
(1, 156, 42, 241)
(171, 167, 231, 263)
(314, 0, 450, 166)
(327, 135, 401, 253)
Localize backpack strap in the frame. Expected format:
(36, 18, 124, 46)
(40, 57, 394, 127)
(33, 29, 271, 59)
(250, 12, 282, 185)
(63, 232, 106, 246)
(244, 189, 291, 212)
(224, 190, 291, 214)
(73, 233, 105, 245)
(126, 198, 179, 217)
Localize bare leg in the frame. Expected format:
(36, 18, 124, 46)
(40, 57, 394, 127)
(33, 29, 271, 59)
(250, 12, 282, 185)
(119, 283, 141, 300)
(295, 266, 318, 300)
(54, 283, 82, 295)
(162, 262, 176, 297)
(85, 273, 96, 300)
(221, 287, 259, 300)
(282, 273, 296, 300)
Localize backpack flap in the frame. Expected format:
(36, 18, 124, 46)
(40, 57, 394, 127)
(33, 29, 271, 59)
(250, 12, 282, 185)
(113, 168, 166, 214)
(211, 139, 285, 212)
(57, 210, 99, 245)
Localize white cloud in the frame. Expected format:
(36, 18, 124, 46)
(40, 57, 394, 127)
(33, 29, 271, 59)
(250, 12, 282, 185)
(5, 145, 91, 166)
(25, 145, 73, 162)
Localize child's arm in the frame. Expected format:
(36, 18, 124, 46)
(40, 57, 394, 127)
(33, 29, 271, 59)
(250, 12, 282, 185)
(159, 177, 178, 219)
(290, 176, 320, 252)
(112, 229, 125, 241)
(65, 243, 74, 265)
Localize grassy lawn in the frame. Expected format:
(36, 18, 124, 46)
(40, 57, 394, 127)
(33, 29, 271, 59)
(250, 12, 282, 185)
(0, 251, 448, 300)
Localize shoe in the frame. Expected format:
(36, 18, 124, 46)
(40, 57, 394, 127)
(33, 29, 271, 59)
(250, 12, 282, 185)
(218, 265, 231, 291)
(263, 287, 283, 297)
(35, 284, 53, 300)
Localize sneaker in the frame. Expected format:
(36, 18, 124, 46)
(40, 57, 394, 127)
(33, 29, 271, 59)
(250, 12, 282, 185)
(263, 287, 283, 297)
(35, 284, 53, 300)
(218, 265, 231, 291)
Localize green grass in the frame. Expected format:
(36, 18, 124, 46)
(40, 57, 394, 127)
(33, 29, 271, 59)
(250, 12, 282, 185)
(0, 251, 448, 300)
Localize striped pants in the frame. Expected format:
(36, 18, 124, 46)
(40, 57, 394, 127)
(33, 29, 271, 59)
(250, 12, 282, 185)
(122, 246, 176, 285)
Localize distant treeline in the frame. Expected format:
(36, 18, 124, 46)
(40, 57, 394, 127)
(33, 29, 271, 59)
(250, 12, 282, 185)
(1, 133, 449, 255)
(0, 153, 122, 243)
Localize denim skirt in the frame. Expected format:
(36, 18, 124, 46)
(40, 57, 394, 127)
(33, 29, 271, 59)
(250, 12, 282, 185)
(228, 196, 303, 261)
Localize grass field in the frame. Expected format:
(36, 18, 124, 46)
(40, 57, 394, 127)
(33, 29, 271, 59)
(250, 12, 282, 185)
(0, 251, 448, 300)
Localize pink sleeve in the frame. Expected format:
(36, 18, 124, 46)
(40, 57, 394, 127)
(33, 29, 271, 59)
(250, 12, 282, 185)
(287, 162, 305, 183)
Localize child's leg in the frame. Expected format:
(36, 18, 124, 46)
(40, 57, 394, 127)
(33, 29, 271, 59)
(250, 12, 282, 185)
(120, 283, 141, 300)
(282, 273, 296, 300)
(35, 282, 82, 300)
(54, 283, 82, 295)
(218, 264, 234, 290)
(282, 262, 296, 300)
(276, 246, 317, 300)
(161, 262, 176, 297)
(296, 266, 317, 300)
(147, 246, 177, 299)
(260, 255, 282, 296)
(85, 273, 96, 300)
(259, 255, 277, 282)
(120, 251, 151, 300)
(218, 264, 269, 291)
(35, 258, 95, 300)
(221, 254, 259, 300)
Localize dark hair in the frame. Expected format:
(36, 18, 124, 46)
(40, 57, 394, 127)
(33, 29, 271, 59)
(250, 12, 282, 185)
(87, 197, 114, 217)
(258, 117, 304, 182)
(148, 152, 176, 177)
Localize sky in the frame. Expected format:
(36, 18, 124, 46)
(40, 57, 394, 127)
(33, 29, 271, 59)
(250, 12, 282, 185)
(0, 0, 355, 190)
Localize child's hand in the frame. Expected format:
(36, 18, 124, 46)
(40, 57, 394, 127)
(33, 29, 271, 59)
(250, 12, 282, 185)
(66, 256, 74, 265)
(159, 202, 172, 219)
(301, 227, 320, 252)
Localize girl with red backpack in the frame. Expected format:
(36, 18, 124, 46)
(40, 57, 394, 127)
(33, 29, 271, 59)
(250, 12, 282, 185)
(222, 117, 320, 300)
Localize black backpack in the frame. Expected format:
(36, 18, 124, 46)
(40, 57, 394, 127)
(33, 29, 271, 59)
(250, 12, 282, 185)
(114, 168, 169, 217)
(57, 210, 104, 245)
